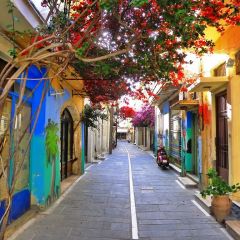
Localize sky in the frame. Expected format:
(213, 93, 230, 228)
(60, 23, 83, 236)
(31, 0, 57, 19)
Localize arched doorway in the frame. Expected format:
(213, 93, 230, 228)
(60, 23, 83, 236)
(60, 108, 74, 180)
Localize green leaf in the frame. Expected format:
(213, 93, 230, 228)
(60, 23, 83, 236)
(76, 42, 90, 57)
(130, 0, 148, 7)
(99, 0, 117, 11)
(8, 48, 17, 58)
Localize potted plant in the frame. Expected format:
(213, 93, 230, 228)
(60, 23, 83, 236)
(201, 169, 240, 222)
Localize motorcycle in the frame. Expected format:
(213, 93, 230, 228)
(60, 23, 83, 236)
(156, 146, 169, 169)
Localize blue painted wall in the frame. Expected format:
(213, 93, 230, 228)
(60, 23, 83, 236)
(29, 67, 70, 205)
(0, 65, 72, 224)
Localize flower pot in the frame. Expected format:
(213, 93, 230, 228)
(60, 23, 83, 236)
(211, 195, 232, 222)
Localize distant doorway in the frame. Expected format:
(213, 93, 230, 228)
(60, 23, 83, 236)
(117, 132, 127, 140)
(216, 91, 229, 183)
(60, 109, 74, 181)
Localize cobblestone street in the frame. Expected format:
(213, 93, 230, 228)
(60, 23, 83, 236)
(14, 142, 232, 240)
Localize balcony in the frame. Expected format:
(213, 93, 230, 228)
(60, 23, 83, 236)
(188, 76, 229, 93)
(170, 99, 199, 111)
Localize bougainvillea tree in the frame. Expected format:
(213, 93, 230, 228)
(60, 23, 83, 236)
(132, 105, 155, 127)
(0, 0, 240, 238)
(119, 106, 136, 119)
(1, 0, 240, 105)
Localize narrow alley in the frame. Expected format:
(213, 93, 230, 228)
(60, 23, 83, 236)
(14, 142, 231, 240)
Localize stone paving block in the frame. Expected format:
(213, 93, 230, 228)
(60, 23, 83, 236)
(14, 142, 231, 240)
(110, 222, 131, 231)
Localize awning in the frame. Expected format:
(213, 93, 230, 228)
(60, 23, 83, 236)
(170, 99, 199, 111)
(188, 76, 229, 92)
(153, 84, 179, 106)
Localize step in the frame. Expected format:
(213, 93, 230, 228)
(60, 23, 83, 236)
(169, 163, 181, 174)
(226, 220, 240, 240)
(178, 176, 198, 188)
(169, 164, 199, 184)
(97, 155, 106, 160)
(194, 192, 211, 214)
(5, 206, 40, 239)
(92, 159, 101, 164)
(186, 173, 199, 184)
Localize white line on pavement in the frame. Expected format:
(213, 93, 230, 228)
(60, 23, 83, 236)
(125, 147, 139, 240)
(175, 180, 186, 189)
(191, 200, 210, 217)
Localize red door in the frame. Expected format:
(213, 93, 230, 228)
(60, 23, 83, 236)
(216, 91, 229, 183)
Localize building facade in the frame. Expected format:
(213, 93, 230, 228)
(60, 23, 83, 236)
(0, 1, 85, 224)
(154, 26, 240, 201)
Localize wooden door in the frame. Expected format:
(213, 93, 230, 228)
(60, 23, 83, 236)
(60, 109, 73, 180)
(216, 91, 229, 182)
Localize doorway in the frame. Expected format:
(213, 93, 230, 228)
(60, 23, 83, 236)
(60, 109, 74, 181)
(192, 113, 198, 175)
(216, 91, 229, 182)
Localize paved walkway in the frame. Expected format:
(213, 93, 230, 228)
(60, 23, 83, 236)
(14, 142, 232, 240)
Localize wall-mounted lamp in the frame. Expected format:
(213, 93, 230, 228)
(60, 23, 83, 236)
(227, 58, 235, 68)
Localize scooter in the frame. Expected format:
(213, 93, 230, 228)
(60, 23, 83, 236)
(156, 146, 169, 169)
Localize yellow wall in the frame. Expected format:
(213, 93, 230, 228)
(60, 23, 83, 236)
(200, 92, 214, 187)
(229, 75, 240, 200)
(214, 26, 240, 54)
